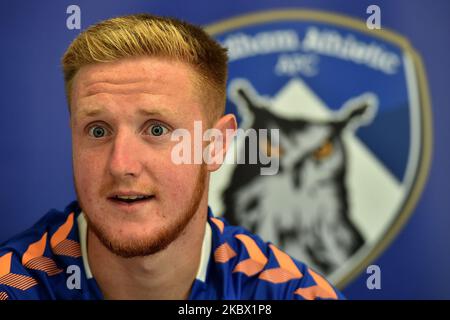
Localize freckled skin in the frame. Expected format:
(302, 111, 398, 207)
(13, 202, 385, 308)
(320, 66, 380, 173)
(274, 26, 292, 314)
(70, 56, 210, 257)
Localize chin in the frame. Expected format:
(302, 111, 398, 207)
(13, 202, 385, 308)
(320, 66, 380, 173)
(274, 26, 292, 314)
(98, 226, 171, 258)
(87, 213, 187, 258)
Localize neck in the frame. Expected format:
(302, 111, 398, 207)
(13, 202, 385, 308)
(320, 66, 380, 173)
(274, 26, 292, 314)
(87, 205, 208, 300)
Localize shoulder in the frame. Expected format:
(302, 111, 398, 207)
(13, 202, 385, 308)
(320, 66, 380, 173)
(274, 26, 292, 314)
(0, 201, 85, 300)
(208, 215, 345, 300)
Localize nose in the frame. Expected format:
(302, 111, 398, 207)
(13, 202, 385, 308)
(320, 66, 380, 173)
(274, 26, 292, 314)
(108, 130, 143, 179)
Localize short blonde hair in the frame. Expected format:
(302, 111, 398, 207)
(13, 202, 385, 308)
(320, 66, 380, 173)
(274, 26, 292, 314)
(61, 13, 228, 123)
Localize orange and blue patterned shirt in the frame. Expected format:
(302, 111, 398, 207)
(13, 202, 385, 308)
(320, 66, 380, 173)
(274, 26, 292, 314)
(0, 201, 344, 300)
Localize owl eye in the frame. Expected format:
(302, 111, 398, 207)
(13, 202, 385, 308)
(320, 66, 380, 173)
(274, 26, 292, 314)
(313, 140, 333, 160)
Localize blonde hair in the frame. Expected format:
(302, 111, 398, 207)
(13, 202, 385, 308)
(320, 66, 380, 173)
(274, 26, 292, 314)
(61, 13, 228, 123)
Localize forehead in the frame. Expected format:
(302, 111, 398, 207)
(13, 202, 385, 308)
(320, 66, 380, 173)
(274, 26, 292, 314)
(70, 56, 200, 114)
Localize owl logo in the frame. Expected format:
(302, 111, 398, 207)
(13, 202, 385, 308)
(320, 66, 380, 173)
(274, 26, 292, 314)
(207, 10, 432, 287)
(220, 79, 377, 274)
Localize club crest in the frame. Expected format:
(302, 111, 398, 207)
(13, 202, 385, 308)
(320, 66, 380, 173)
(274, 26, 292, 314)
(206, 10, 432, 287)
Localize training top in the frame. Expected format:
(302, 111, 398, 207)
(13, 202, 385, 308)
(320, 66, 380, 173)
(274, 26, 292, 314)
(0, 201, 344, 300)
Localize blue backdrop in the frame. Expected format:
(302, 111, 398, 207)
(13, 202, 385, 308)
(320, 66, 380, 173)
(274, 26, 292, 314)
(0, 0, 449, 299)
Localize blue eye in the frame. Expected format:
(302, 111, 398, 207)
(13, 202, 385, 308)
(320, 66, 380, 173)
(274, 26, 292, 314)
(148, 123, 169, 136)
(88, 125, 108, 138)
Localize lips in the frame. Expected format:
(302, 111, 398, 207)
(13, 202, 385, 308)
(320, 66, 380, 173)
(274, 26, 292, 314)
(107, 192, 155, 206)
(112, 195, 153, 203)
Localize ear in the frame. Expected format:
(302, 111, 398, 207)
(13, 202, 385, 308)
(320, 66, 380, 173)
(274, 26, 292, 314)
(340, 92, 378, 131)
(205, 113, 237, 172)
(228, 78, 268, 129)
(229, 80, 258, 112)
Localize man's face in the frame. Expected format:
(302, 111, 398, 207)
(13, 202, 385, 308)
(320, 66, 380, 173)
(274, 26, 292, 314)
(70, 56, 208, 258)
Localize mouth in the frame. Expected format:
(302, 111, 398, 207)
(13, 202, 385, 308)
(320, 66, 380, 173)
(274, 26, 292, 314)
(108, 194, 155, 206)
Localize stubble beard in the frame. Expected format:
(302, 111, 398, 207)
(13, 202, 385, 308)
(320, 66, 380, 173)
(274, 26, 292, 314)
(75, 165, 208, 258)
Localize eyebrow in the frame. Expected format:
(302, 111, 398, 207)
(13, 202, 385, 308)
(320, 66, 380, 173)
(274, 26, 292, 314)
(137, 109, 164, 117)
(75, 107, 166, 118)
(77, 108, 103, 118)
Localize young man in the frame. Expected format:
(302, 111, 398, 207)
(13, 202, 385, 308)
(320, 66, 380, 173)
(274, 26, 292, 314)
(0, 14, 344, 300)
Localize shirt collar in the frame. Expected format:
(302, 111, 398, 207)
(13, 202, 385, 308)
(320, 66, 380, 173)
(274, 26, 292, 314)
(77, 210, 212, 282)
